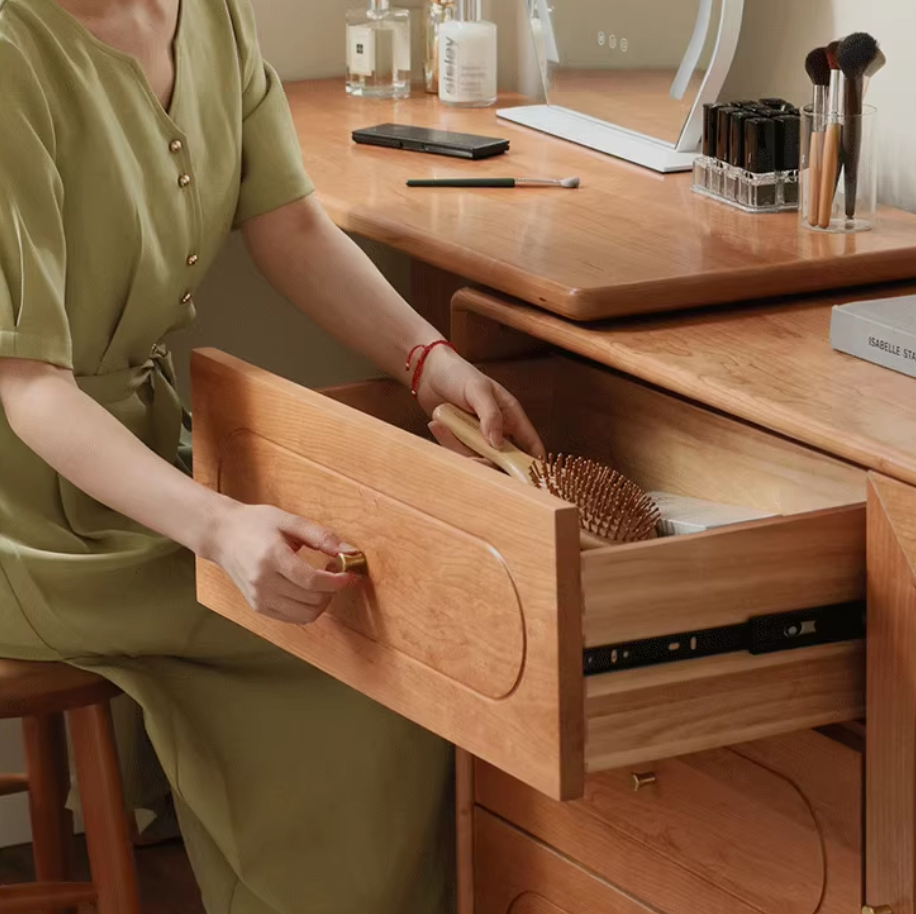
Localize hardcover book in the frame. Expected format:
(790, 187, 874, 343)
(830, 294, 916, 380)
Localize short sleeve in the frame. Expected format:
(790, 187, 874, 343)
(0, 39, 72, 369)
(228, 0, 314, 227)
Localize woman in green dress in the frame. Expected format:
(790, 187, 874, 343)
(0, 0, 544, 910)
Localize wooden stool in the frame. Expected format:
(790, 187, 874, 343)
(0, 659, 142, 914)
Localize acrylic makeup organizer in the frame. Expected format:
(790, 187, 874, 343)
(692, 99, 800, 214)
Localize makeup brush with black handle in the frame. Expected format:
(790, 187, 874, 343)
(406, 177, 580, 188)
(837, 32, 883, 220)
(804, 47, 831, 227)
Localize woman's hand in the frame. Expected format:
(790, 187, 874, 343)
(417, 346, 546, 460)
(210, 502, 362, 625)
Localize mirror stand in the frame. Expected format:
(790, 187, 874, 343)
(497, 0, 745, 174)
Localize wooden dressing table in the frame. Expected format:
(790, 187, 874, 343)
(192, 80, 916, 914)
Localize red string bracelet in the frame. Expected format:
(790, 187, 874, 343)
(405, 339, 455, 397)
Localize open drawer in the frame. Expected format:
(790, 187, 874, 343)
(191, 348, 866, 800)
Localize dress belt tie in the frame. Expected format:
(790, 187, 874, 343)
(75, 341, 176, 406)
(73, 343, 190, 462)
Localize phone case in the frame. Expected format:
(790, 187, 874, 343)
(352, 123, 510, 159)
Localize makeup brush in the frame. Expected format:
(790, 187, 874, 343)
(826, 40, 845, 196)
(837, 33, 882, 220)
(406, 177, 581, 188)
(804, 47, 831, 227)
(432, 403, 660, 548)
(865, 46, 887, 85)
(817, 42, 846, 228)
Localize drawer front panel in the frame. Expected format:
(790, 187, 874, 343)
(191, 348, 585, 800)
(219, 429, 525, 698)
(475, 810, 657, 914)
(476, 730, 862, 914)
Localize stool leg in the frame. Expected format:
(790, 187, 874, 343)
(21, 713, 76, 914)
(68, 702, 143, 914)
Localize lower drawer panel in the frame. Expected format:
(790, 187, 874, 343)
(475, 810, 657, 914)
(475, 730, 862, 914)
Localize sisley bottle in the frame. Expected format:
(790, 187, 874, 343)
(438, 0, 497, 108)
(424, 0, 456, 94)
(346, 0, 411, 99)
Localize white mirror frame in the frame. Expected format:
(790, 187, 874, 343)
(497, 0, 745, 173)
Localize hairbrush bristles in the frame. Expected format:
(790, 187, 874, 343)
(529, 454, 660, 543)
(826, 40, 840, 70)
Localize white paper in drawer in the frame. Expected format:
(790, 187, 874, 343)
(649, 491, 779, 536)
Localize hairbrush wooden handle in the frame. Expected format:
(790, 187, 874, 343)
(433, 404, 614, 550)
(818, 122, 841, 228)
(432, 403, 536, 484)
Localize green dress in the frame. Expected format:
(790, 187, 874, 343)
(0, 0, 455, 911)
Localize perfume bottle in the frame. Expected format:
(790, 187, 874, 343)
(424, 0, 456, 94)
(346, 0, 411, 99)
(438, 0, 497, 107)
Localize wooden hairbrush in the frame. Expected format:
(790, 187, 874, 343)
(432, 404, 660, 548)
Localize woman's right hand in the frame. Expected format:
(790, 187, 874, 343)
(210, 502, 362, 625)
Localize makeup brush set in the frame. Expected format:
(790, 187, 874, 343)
(692, 98, 802, 213)
(802, 33, 885, 231)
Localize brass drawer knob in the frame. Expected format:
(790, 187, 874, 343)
(863, 906, 893, 914)
(631, 771, 657, 791)
(334, 551, 368, 574)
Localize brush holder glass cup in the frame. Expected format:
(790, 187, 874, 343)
(800, 104, 877, 233)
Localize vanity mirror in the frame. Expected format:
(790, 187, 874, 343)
(498, 0, 745, 172)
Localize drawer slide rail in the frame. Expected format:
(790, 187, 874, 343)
(583, 602, 865, 676)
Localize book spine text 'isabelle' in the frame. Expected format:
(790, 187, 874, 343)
(829, 308, 916, 381)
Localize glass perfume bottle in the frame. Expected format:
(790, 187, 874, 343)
(438, 0, 497, 108)
(424, 0, 456, 94)
(346, 0, 411, 99)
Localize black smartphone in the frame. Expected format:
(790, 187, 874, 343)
(352, 123, 509, 159)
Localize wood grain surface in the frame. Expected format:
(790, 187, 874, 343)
(191, 348, 585, 800)
(476, 729, 862, 914)
(866, 474, 916, 914)
(452, 286, 916, 486)
(288, 79, 916, 320)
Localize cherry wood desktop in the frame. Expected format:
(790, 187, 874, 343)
(286, 79, 916, 322)
(193, 80, 916, 914)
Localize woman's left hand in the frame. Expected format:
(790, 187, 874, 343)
(415, 345, 546, 460)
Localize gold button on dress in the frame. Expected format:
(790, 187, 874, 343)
(0, 0, 454, 911)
